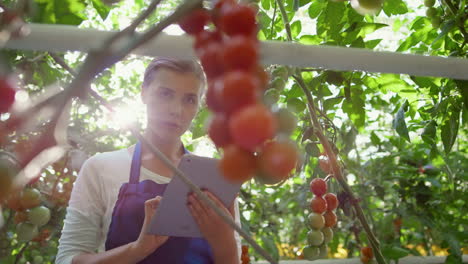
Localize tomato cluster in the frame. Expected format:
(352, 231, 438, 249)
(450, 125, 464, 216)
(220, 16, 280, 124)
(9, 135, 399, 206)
(303, 178, 339, 260)
(179, 0, 299, 184)
(241, 244, 250, 264)
(4, 188, 52, 243)
(424, 0, 441, 28)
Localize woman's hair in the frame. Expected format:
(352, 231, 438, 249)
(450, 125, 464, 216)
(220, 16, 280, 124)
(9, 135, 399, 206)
(142, 57, 207, 97)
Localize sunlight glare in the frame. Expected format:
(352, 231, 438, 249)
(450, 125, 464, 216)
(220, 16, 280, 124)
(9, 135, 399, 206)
(105, 102, 145, 129)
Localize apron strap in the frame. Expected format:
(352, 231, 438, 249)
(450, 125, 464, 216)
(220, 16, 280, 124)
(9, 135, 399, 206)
(129, 141, 142, 184)
(130, 141, 189, 184)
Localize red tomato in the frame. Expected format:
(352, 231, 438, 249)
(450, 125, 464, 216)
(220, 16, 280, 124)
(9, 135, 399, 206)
(229, 104, 276, 151)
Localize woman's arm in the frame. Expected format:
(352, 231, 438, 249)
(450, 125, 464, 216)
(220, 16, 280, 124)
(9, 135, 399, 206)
(70, 197, 168, 264)
(188, 191, 240, 264)
(56, 157, 168, 264)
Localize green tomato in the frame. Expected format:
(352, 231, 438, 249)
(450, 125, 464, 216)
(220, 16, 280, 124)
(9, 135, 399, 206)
(307, 229, 324, 246)
(308, 213, 325, 229)
(20, 188, 41, 209)
(303, 245, 320, 260)
(30, 249, 40, 257)
(319, 244, 328, 258)
(16, 222, 38, 242)
(271, 66, 290, 80)
(322, 227, 333, 243)
(424, 0, 435, 7)
(0, 155, 19, 200)
(358, 0, 383, 10)
(28, 206, 51, 227)
(431, 17, 441, 28)
(269, 77, 286, 91)
(33, 255, 44, 264)
(426, 7, 437, 18)
(275, 108, 297, 135)
(263, 88, 280, 106)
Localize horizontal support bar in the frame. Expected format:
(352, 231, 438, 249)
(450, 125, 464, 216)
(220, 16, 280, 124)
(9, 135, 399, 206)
(4, 23, 468, 80)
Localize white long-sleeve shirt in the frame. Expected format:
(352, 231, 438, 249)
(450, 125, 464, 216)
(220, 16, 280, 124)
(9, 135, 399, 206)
(56, 147, 242, 264)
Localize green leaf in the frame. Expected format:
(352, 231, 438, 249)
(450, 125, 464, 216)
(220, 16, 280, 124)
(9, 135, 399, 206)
(431, 19, 456, 46)
(365, 39, 382, 49)
(299, 35, 321, 45)
(441, 109, 460, 154)
(261, 235, 279, 261)
(287, 98, 306, 113)
(342, 85, 365, 129)
(392, 101, 410, 142)
(33, 0, 87, 25)
(421, 120, 437, 145)
(91, 0, 111, 20)
(308, 0, 324, 19)
(382, 0, 408, 16)
(291, 20, 302, 38)
(381, 245, 410, 260)
(191, 108, 209, 139)
(370, 131, 381, 145)
(261, 0, 270, 10)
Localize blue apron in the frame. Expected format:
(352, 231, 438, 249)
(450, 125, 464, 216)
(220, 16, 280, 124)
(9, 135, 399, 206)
(105, 142, 214, 263)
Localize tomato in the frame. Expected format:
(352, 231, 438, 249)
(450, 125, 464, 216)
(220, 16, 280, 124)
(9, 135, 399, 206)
(219, 3, 257, 37)
(253, 64, 269, 90)
(219, 145, 256, 183)
(319, 244, 328, 259)
(20, 188, 41, 209)
(212, 0, 236, 27)
(223, 35, 258, 71)
(14, 211, 28, 224)
(0, 157, 19, 201)
(241, 254, 250, 263)
(257, 140, 298, 182)
(229, 104, 276, 151)
(262, 88, 280, 106)
(360, 256, 370, 264)
(199, 42, 225, 78)
(303, 245, 320, 260)
(310, 178, 327, 196)
(194, 30, 222, 53)
(205, 81, 224, 112)
(6, 193, 24, 211)
(16, 222, 38, 242)
(178, 8, 210, 35)
(322, 227, 333, 243)
(275, 108, 297, 135)
(324, 193, 338, 211)
(307, 229, 324, 246)
(0, 78, 16, 113)
(28, 205, 51, 227)
(241, 245, 249, 254)
(208, 114, 232, 148)
(307, 212, 325, 229)
(323, 210, 337, 227)
(218, 71, 258, 115)
(310, 196, 327, 214)
(361, 246, 373, 259)
(318, 155, 333, 174)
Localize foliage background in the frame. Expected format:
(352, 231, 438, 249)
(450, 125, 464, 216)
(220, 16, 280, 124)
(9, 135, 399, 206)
(0, 0, 467, 263)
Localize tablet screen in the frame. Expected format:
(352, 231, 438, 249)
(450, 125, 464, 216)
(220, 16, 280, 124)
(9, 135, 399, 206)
(148, 154, 242, 237)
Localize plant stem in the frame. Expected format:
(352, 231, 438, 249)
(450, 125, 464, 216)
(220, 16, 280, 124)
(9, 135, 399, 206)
(293, 74, 387, 264)
(275, 0, 293, 41)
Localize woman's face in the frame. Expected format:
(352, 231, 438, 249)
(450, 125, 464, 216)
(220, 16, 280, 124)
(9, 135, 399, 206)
(142, 68, 202, 141)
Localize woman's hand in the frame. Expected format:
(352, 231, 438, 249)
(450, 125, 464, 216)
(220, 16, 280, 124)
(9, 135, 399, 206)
(131, 196, 169, 260)
(188, 191, 239, 263)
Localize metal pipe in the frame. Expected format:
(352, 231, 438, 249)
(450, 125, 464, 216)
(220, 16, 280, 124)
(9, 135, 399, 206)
(4, 23, 468, 80)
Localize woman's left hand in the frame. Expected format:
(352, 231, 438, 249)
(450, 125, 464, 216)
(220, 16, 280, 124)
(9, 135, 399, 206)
(187, 190, 237, 254)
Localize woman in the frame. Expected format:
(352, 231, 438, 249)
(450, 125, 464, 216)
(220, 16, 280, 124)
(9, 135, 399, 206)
(56, 58, 242, 264)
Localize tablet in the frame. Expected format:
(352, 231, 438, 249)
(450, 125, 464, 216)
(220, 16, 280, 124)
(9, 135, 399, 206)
(148, 154, 242, 238)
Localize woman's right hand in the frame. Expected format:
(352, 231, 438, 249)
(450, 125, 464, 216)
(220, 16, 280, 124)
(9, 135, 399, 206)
(131, 196, 169, 259)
